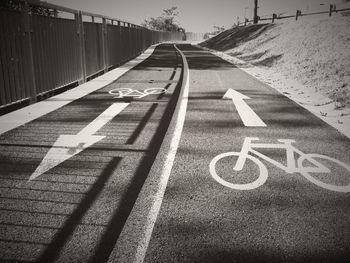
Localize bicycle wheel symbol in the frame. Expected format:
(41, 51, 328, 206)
(210, 151, 350, 192)
(209, 152, 268, 190)
(298, 154, 350, 192)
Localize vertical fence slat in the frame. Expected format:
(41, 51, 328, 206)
(76, 12, 86, 83)
(0, 21, 7, 105)
(60, 19, 68, 87)
(0, 53, 6, 105)
(0, 12, 12, 105)
(10, 17, 21, 102)
(46, 17, 55, 93)
(55, 17, 64, 89)
(101, 18, 107, 72)
(22, 2, 37, 103)
(4, 12, 17, 103)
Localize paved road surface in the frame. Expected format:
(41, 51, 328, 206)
(0, 44, 182, 262)
(0, 43, 349, 262)
(142, 44, 350, 262)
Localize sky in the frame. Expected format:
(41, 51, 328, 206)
(48, 0, 348, 33)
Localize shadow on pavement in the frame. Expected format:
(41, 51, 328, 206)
(36, 158, 121, 263)
(88, 55, 183, 263)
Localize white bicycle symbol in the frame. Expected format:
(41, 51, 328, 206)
(108, 88, 167, 99)
(209, 137, 350, 192)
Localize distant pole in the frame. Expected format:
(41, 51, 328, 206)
(253, 0, 258, 24)
(329, 4, 335, 16)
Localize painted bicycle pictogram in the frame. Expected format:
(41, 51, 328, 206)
(209, 137, 350, 192)
(108, 88, 167, 99)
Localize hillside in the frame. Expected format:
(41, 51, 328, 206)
(200, 13, 350, 110)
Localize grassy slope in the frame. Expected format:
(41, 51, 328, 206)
(200, 13, 350, 107)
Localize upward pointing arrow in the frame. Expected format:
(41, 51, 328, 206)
(223, 88, 266, 127)
(29, 103, 129, 181)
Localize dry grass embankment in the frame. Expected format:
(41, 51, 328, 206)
(200, 13, 350, 108)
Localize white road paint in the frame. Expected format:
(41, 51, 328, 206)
(0, 45, 159, 136)
(109, 88, 167, 99)
(298, 154, 350, 192)
(29, 103, 129, 181)
(223, 88, 266, 127)
(209, 137, 350, 192)
(28, 134, 105, 181)
(210, 151, 268, 190)
(131, 45, 190, 263)
(78, 103, 128, 136)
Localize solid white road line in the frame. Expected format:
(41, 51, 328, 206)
(0, 45, 158, 136)
(132, 45, 189, 263)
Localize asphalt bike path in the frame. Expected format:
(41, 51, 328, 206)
(0, 44, 183, 262)
(144, 44, 350, 262)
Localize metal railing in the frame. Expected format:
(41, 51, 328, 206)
(0, 0, 183, 109)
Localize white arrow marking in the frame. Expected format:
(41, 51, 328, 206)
(29, 103, 129, 181)
(223, 88, 266, 127)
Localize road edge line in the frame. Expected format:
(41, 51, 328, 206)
(107, 44, 189, 263)
(0, 44, 159, 135)
(133, 44, 189, 263)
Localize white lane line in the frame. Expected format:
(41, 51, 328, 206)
(223, 88, 266, 127)
(0, 45, 158, 136)
(29, 103, 129, 181)
(132, 45, 189, 263)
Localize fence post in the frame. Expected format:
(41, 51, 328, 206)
(101, 17, 108, 73)
(76, 11, 86, 83)
(21, 1, 37, 103)
(272, 13, 277, 23)
(296, 10, 301, 20)
(329, 4, 334, 16)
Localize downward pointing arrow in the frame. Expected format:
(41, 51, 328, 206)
(223, 88, 266, 127)
(29, 103, 129, 181)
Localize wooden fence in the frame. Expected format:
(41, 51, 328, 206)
(0, 0, 183, 109)
(240, 4, 350, 26)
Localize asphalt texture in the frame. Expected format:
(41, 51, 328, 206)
(143, 45, 350, 262)
(0, 44, 182, 262)
(0, 43, 350, 263)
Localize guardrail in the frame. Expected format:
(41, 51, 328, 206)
(0, 0, 183, 109)
(240, 4, 350, 26)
